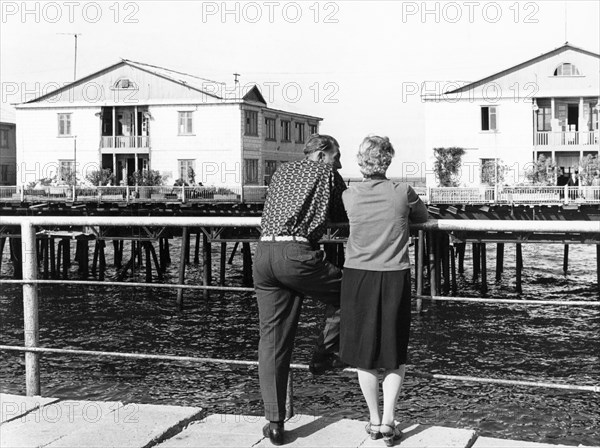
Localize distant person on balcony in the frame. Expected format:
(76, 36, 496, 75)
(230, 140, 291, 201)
(253, 134, 348, 445)
(568, 170, 579, 187)
(339, 135, 428, 446)
(557, 167, 569, 187)
(592, 171, 600, 200)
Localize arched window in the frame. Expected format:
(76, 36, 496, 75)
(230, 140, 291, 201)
(553, 63, 581, 76)
(114, 78, 136, 89)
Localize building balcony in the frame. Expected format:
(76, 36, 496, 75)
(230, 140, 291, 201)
(100, 136, 150, 150)
(535, 131, 598, 147)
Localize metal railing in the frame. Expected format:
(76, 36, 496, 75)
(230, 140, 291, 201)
(428, 186, 600, 205)
(1, 216, 599, 405)
(535, 130, 599, 146)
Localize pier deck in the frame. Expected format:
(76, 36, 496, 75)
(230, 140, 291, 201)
(1, 394, 597, 448)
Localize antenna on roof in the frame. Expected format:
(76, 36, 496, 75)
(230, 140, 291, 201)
(564, 1, 568, 43)
(234, 73, 241, 85)
(58, 33, 82, 81)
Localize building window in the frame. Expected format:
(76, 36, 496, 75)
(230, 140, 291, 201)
(481, 106, 497, 131)
(59, 160, 75, 181)
(0, 164, 8, 182)
(58, 113, 72, 136)
(281, 120, 291, 142)
(295, 123, 305, 143)
(178, 159, 196, 183)
(178, 111, 193, 135)
(245, 110, 258, 136)
(0, 129, 8, 148)
(309, 124, 318, 135)
(264, 160, 277, 186)
(244, 159, 258, 185)
(114, 78, 136, 89)
(553, 63, 581, 76)
(265, 118, 276, 140)
(537, 107, 552, 131)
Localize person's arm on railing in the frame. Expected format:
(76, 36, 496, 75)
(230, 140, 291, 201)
(408, 185, 429, 223)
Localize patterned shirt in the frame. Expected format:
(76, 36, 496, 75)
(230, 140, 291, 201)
(261, 159, 347, 244)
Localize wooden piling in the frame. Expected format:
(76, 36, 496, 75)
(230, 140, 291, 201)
(428, 232, 437, 298)
(194, 232, 200, 264)
(434, 233, 442, 296)
(149, 243, 163, 282)
(450, 244, 457, 296)
(496, 243, 504, 281)
(220, 242, 227, 286)
(458, 243, 465, 274)
(0, 236, 5, 272)
(177, 228, 189, 311)
(144, 242, 152, 283)
(113, 240, 122, 268)
(472, 243, 480, 280)
(242, 242, 253, 287)
(11, 237, 23, 279)
(98, 240, 106, 281)
(42, 238, 49, 280)
(78, 240, 89, 276)
(563, 244, 569, 275)
(203, 232, 212, 300)
(441, 234, 450, 295)
(516, 243, 523, 294)
(49, 238, 56, 279)
(92, 241, 100, 275)
(165, 238, 171, 265)
(416, 230, 424, 312)
(481, 243, 488, 295)
(61, 239, 70, 279)
(228, 241, 239, 265)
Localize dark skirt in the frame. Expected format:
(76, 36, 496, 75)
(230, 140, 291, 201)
(339, 268, 412, 370)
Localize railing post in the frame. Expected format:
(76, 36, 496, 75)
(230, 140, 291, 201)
(20, 184, 24, 202)
(72, 185, 76, 201)
(21, 221, 40, 396)
(564, 185, 569, 204)
(126, 186, 130, 205)
(416, 230, 424, 313)
(240, 184, 245, 203)
(181, 185, 186, 204)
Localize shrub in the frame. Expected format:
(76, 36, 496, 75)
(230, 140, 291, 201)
(129, 169, 165, 186)
(86, 168, 115, 186)
(433, 147, 465, 187)
(525, 155, 555, 186)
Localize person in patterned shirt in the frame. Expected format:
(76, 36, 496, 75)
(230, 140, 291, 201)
(254, 134, 347, 445)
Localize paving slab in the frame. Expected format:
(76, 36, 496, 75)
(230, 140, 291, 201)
(473, 436, 580, 448)
(46, 402, 204, 448)
(393, 424, 478, 448)
(0, 399, 124, 448)
(156, 413, 267, 448)
(0, 393, 60, 424)
(255, 414, 369, 447)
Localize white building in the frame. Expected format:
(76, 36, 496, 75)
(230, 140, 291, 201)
(423, 43, 599, 186)
(15, 59, 321, 187)
(0, 105, 17, 186)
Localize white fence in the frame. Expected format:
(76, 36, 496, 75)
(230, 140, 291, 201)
(2, 185, 599, 205)
(535, 131, 599, 146)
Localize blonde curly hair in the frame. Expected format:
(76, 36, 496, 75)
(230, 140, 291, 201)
(357, 135, 395, 177)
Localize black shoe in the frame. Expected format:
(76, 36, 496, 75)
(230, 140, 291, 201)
(309, 353, 347, 375)
(262, 421, 284, 445)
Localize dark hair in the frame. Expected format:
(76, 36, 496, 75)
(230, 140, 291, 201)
(303, 134, 339, 156)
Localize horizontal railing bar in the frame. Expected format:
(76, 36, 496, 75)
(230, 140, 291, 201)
(416, 295, 600, 306)
(1, 280, 597, 306)
(1, 217, 599, 234)
(1, 345, 598, 393)
(0, 279, 255, 292)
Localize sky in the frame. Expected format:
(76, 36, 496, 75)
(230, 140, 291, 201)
(1, 0, 599, 178)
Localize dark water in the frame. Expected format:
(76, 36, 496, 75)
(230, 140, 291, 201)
(1, 240, 599, 446)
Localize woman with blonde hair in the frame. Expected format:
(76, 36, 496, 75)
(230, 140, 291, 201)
(340, 135, 428, 446)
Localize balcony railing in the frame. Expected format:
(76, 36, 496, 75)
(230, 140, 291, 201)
(535, 131, 599, 146)
(2, 185, 599, 205)
(100, 136, 150, 149)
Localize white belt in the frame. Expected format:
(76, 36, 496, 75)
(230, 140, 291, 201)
(260, 235, 309, 243)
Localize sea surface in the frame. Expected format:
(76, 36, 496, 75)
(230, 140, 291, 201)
(1, 238, 599, 446)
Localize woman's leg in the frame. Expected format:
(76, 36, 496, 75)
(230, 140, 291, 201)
(381, 364, 406, 425)
(357, 368, 380, 424)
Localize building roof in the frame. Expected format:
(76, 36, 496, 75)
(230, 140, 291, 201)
(0, 104, 16, 124)
(23, 58, 267, 105)
(445, 42, 600, 95)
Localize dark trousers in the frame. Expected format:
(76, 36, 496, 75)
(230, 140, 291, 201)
(253, 241, 342, 422)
